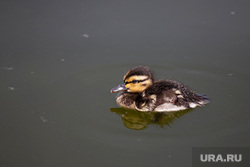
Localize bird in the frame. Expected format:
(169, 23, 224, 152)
(110, 66, 209, 112)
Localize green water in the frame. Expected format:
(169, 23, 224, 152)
(1, 0, 250, 167)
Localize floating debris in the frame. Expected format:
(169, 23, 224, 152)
(230, 11, 236, 15)
(8, 86, 15, 91)
(61, 58, 65, 62)
(228, 73, 234, 76)
(3, 67, 14, 70)
(40, 116, 48, 123)
(82, 33, 90, 38)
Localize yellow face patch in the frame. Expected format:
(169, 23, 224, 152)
(124, 75, 152, 93)
(125, 75, 148, 83)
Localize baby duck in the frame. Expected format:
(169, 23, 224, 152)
(111, 66, 209, 112)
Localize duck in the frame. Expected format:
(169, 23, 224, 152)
(110, 66, 209, 112)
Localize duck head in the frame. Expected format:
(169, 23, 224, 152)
(111, 66, 154, 93)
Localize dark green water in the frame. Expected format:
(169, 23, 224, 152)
(1, 0, 250, 166)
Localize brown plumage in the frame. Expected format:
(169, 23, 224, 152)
(111, 66, 209, 112)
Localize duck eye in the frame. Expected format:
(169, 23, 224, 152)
(131, 80, 137, 83)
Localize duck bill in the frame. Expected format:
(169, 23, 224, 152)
(110, 83, 127, 93)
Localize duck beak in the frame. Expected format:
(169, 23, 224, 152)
(110, 83, 127, 93)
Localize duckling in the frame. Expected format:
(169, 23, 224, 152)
(110, 66, 209, 112)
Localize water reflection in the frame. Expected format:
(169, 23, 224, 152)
(110, 108, 192, 130)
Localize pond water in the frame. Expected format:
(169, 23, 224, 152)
(1, 0, 250, 167)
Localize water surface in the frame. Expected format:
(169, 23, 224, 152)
(1, 0, 250, 167)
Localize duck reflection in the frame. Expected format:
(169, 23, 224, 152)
(110, 108, 192, 130)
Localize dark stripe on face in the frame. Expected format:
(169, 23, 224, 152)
(125, 78, 148, 85)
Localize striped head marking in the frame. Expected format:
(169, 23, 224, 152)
(111, 66, 154, 93)
(124, 75, 153, 93)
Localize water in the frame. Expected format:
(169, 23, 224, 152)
(1, 0, 250, 166)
